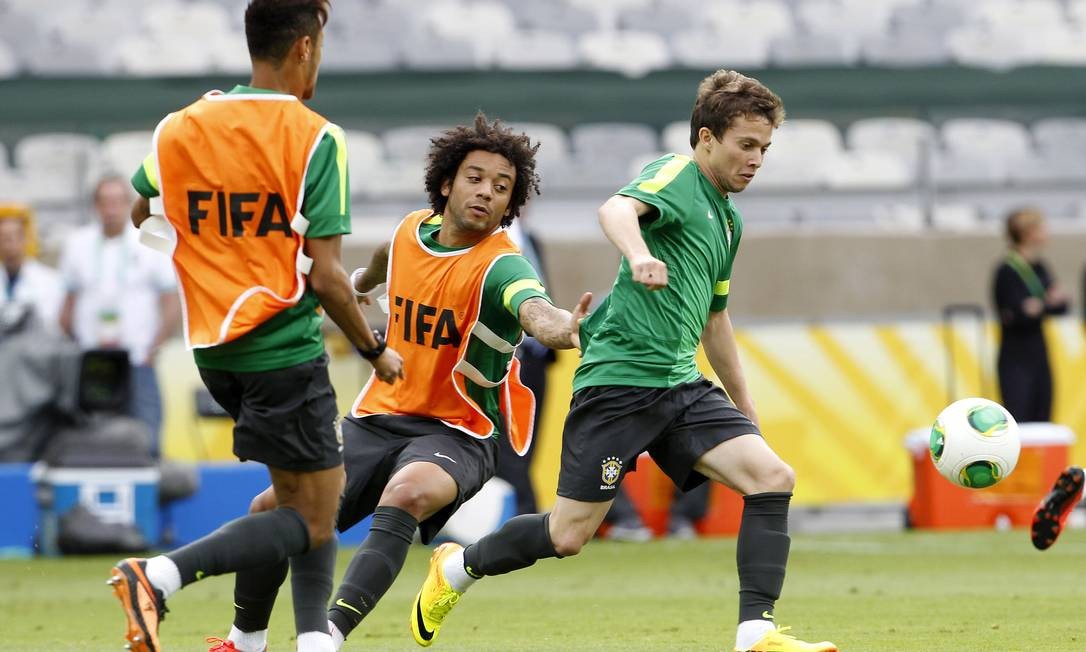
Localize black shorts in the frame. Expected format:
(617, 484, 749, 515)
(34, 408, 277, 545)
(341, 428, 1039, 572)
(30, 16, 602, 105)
(557, 377, 760, 502)
(338, 415, 499, 544)
(198, 353, 342, 472)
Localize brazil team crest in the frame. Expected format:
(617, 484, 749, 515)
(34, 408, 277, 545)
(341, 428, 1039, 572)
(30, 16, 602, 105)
(600, 456, 623, 489)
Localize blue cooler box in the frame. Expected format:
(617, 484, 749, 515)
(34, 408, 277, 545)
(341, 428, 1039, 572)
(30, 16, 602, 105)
(33, 465, 160, 553)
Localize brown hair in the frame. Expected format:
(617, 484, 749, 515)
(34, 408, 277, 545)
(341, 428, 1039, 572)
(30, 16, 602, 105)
(1005, 207, 1045, 245)
(424, 113, 541, 228)
(689, 70, 785, 148)
(245, 0, 329, 63)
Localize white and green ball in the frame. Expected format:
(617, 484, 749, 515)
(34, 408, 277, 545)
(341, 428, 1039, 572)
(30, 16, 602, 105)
(929, 398, 1020, 489)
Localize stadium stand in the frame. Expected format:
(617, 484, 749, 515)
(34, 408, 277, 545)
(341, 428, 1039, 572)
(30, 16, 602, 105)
(3, 0, 1086, 238)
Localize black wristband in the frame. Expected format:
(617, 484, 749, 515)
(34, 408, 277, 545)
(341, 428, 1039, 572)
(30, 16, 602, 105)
(357, 330, 387, 361)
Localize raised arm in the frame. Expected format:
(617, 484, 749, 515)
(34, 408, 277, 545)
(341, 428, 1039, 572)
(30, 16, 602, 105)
(351, 241, 391, 300)
(597, 194, 667, 290)
(701, 308, 758, 427)
(518, 293, 592, 351)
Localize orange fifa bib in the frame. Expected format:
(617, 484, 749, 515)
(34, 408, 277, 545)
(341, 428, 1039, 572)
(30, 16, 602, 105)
(352, 211, 537, 455)
(153, 90, 332, 348)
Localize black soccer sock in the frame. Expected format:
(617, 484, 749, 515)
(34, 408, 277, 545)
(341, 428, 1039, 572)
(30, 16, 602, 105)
(232, 559, 289, 633)
(292, 536, 338, 636)
(328, 506, 417, 638)
(462, 513, 561, 577)
(167, 507, 310, 587)
(736, 492, 792, 623)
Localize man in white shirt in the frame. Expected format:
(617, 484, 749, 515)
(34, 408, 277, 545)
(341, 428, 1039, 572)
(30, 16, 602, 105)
(0, 207, 64, 333)
(59, 176, 180, 458)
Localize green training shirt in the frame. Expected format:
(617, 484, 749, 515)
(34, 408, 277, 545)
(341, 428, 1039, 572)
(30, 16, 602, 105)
(131, 85, 350, 372)
(574, 153, 743, 392)
(418, 218, 550, 434)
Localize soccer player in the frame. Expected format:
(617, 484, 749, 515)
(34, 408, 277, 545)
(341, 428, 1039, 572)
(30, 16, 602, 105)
(108, 3, 402, 652)
(409, 70, 837, 652)
(209, 114, 591, 652)
(1031, 466, 1084, 550)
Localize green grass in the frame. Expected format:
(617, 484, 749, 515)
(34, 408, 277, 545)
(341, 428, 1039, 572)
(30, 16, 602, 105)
(1, 530, 1083, 651)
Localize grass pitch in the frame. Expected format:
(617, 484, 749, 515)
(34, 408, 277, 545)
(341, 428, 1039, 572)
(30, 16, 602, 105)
(1, 530, 1082, 651)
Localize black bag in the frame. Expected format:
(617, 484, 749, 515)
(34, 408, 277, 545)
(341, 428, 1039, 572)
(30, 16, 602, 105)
(56, 505, 148, 555)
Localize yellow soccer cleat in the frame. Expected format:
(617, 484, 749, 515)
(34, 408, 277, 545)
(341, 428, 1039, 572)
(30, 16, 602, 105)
(410, 542, 464, 647)
(736, 626, 838, 652)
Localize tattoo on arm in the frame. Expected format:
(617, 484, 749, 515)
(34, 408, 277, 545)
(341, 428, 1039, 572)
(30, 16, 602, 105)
(518, 297, 574, 350)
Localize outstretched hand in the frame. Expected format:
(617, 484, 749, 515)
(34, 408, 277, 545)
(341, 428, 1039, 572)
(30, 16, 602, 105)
(570, 291, 593, 351)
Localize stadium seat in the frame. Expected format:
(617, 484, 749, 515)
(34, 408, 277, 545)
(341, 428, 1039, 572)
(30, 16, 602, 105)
(382, 125, 451, 165)
(846, 117, 937, 170)
(1033, 118, 1086, 156)
(495, 30, 580, 70)
(671, 28, 771, 69)
(570, 123, 658, 185)
(942, 119, 1031, 160)
(861, 29, 952, 66)
(504, 122, 572, 179)
(620, 1, 696, 35)
(0, 39, 17, 78)
(565, 0, 654, 31)
(826, 150, 914, 190)
(578, 30, 670, 78)
(422, 0, 516, 63)
(101, 132, 153, 179)
(402, 35, 479, 70)
(770, 32, 861, 67)
(755, 120, 844, 189)
(13, 133, 102, 203)
(343, 130, 384, 200)
(112, 35, 215, 76)
(322, 28, 401, 72)
(703, 0, 793, 42)
(661, 121, 692, 155)
(794, 0, 895, 40)
(511, 1, 599, 35)
(209, 30, 251, 74)
(24, 38, 105, 76)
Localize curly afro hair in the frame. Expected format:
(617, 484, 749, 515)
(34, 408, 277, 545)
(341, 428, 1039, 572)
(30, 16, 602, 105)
(424, 113, 541, 227)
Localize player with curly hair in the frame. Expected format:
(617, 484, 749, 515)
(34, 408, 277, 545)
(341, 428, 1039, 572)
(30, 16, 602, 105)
(208, 112, 591, 652)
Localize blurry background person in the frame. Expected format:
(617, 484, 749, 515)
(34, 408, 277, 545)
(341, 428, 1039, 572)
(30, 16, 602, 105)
(993, 207, 1068, 423)
(58, 176, 180, 457)
(0, 204, 64, 333)
(498, 215, 555, 515)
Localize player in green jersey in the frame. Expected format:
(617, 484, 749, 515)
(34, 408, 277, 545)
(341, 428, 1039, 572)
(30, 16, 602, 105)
(410, 70, 837, 652)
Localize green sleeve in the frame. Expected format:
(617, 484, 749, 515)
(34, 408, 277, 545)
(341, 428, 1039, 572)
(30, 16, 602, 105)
(131, 153, 160, 198)
(479, 255, 551, 334)
(709, 219, 741, 312)
(301, 125, 351, 238)
(614, 154, 696, 231)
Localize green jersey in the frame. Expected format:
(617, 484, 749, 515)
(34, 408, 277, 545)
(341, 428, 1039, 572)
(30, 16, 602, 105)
(574, 154, 742, 392)
(418, 219, 551, 433)
(131, 85, 350, 372)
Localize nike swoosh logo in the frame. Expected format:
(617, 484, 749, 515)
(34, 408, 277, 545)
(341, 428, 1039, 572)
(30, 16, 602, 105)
(336, 598, 362, 616)
(195, 570, 206, 581)
(762, 610, 774, 620)
(434, 452, 457, 464)
(415, 596, 435, 641)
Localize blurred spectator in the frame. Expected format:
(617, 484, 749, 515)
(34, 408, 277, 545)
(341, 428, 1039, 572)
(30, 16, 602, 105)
(0, 204, 64, 333)
(993, 207, 1068, 423)
(605, 483, 712, 541)
(497, 216, 555, 515)
(58, 176, 180, 457)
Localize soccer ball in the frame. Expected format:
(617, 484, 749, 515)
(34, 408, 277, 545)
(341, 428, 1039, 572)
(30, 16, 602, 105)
(929, 398, 1021, 489)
